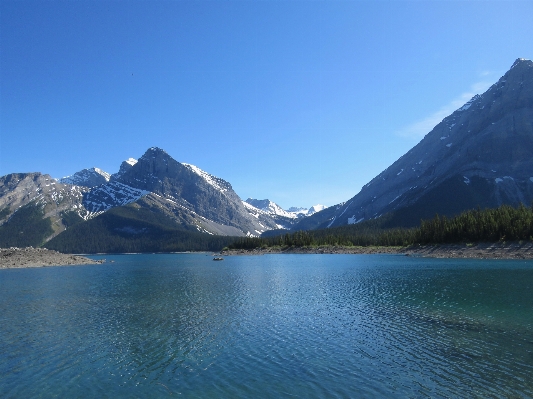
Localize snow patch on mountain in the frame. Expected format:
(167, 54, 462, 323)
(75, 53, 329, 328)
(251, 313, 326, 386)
(495, 176, 514, 184)
(183, 163, 231, 194)
(60, 167, 111, 187)
(242, 201, 265, 218)
(348, 216, 364, 225)
(96, 168, 111, 180)
(82, 182, 150, 212)
(307, 204, 326, 215)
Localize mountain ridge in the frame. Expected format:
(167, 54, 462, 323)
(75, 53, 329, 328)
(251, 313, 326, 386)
(294, 58, 533, 230)
(2, 58, 532, 250)
(59, 168, 111, 187)
(0, 147, 293, 248)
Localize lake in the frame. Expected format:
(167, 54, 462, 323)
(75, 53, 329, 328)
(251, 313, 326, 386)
(1, 253, 532, 398)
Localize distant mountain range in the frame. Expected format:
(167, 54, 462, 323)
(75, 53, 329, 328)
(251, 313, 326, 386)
(1, 58, 532, 252)
(0, 147, 319, 250)
(244, 198, 325, 229)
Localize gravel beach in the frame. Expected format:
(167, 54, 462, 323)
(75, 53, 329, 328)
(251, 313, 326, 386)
(0, 247, 105, 269)
(222, 242, 533, 260)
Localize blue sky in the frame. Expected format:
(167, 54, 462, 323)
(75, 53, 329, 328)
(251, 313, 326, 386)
(1, 1, 532, 209)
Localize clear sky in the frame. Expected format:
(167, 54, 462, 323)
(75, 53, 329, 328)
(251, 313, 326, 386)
(1, 1, 532, 209)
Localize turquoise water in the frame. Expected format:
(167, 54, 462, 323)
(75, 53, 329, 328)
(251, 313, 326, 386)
(1, 254, 532, 398)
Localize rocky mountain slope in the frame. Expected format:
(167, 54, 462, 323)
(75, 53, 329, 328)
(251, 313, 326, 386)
(296, 58, 533, 229)
(0, 173, 90, 246)
(110, 158, 138, 181)
(0, 148, 284, 248)
(87, 147, 279, 236)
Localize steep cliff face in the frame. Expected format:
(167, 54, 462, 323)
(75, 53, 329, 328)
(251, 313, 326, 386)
(110, 158, 138, 181)
(299, 58, 533, 229)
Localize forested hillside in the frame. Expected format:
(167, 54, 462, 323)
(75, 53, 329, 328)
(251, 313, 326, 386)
(229, 204, 533, 250)
(0, 203, 54, 248)
(44, 205, 237, 253)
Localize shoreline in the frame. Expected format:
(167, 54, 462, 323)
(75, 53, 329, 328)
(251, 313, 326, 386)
(2, 241, 533, 269)
(221, 241, 533, 260)
(0, 247, 105, 269)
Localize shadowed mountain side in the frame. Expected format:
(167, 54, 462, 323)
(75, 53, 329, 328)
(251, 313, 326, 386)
(293, 58, 533, 230)
(44, 203, 237, 253)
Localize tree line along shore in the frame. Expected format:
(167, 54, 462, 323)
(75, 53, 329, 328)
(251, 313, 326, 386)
(2, 204, 533, 268)
(227, 204, 533, 253)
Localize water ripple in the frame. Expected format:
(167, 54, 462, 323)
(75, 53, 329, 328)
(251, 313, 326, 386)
(1, 254, 533, 398)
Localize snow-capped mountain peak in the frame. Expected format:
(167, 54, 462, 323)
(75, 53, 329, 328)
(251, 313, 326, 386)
(243, 199, 329, 231)
(59, 167, 111, 188)
(287, 206, 308, 214)
(307, 204, 326, 215)
(111, 157, 138, 181)
(245, 198, 297, 219)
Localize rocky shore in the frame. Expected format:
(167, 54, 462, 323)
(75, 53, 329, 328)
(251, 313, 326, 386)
(3, 242, 532, 269)
(221, 241, 533, 260)
(0, 247, 105, 269)
(221, 246, 402, 256)
(404, 242, 533, 260)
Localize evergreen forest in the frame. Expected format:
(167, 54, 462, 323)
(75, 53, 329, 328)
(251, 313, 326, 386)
(228, 204, 533, 250)
(2, 202, 532, 253)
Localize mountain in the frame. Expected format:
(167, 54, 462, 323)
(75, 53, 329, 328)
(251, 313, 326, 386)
(295, 58, 533, 230)
(287, 206, 308, 214)
(44, 203, 236, 254)
(246, 198, 295, 218)
(111, 158, 138, 181)
(5, 58, 530, 248)
(245, 199, 326, 218)
(245, 198, 302, 229)
(59, 167, 111, 187)
(307, 204, 326, 215)
(0, 173, 89, 247)
(0, 147, 283, 250)
(88, 147, 279, 236)
(244, 199, 327, 229)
